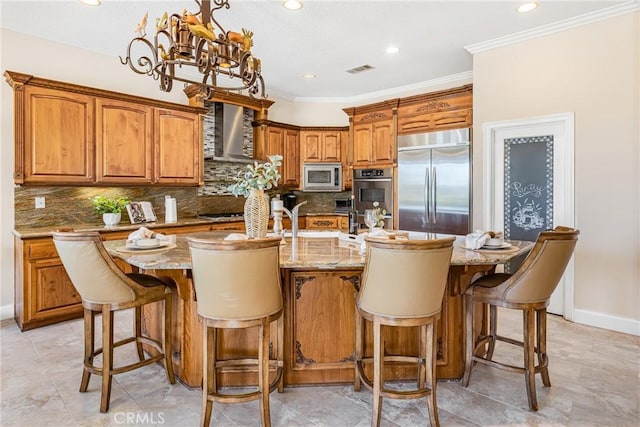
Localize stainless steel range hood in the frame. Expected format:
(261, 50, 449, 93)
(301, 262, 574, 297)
(211, 103, 254, 163)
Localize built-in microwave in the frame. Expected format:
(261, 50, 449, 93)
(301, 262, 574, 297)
(302, 163, 342, 192)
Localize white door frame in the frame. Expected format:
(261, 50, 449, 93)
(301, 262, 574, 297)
(483, 112, 575, 319)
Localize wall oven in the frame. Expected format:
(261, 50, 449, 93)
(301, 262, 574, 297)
(353, 168, 393, 229)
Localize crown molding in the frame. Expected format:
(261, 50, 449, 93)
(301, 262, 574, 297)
(465, 0, 640, 55)
(285, 71, 473, 105)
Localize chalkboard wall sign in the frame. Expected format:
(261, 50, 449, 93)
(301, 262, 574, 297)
(503, 135, 554, 271)
(504, 135, 554, 239)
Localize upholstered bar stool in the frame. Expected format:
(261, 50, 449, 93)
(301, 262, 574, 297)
(462, 226, 579, 411)
(188, 236, 284, 427)
(52, 231, 175, 413)
(354, 236, 455, 427)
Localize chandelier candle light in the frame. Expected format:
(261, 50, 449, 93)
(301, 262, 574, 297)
(120, 0, 265, 98)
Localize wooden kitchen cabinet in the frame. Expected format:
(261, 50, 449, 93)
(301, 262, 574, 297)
(397, 84, 473, 135)
(352, 119, 395, 167)
(255, 124, 299, 187)
(300, 130, 342, 163)
(96, 98, 153, 184)
(5, 71, 206, 186)
(154, 109, 203, 185)
(14, 237, 82, 331)
(19, 85, 95, 184)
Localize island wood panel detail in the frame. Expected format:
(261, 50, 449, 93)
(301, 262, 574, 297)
(284, 271, 360, 385)
(96, 98, 153, 183)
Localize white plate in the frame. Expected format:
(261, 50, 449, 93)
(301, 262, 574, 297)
(481, 242, 512, 250)
(460, 242, 512, 250)
(126, 241, 169, 250)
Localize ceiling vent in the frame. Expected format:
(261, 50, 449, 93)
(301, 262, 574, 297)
(346, 64, 375, 74)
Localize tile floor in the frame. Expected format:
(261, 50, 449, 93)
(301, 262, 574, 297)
(1, 308, 638, 427)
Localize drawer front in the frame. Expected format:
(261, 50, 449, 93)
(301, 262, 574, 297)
(307, 217, 339, 229)
(27, 240, 59, 260)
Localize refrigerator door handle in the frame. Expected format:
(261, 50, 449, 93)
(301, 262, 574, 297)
(432, 167, 437, 224)
(425, 167, 430, 224)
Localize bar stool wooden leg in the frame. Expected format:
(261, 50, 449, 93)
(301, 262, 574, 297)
(426, 321, 439, 427)
(462, 294, 473, 387)
(80, 309, 94, 393)
(277, 313, 285, 393)
(418, 324, 427, 389)
(537, 308, 551, 387)
(163, 295, 175, 384)
(100, 306, 114, 413)
(523, 309, 538, 411)
(201, 324, 214, 427)
(354, 307, 364, 392)
(135, 306, 144, 362)
(372, 318, 383, 427)
(258, 318, 272, 427)
(487, 305, 498, 360)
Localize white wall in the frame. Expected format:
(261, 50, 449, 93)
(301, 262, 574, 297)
(472, 12, 639, 334)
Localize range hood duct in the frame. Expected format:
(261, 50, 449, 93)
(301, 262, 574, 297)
(212, 103, 254, 163)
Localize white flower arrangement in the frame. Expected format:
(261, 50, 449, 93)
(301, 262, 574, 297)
(228, 155, 283, 197)
(372, 201, 386, 227)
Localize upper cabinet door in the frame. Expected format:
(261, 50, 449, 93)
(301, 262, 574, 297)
(96, 98, 153, 184)
(283, 129, 300, 187)
(300, 131, 322, 162)
(322, 132, 341, 162)
(23, 86, 95, 184)
(371, 120, 394, 165)
(352, 124, 372, 167)
(154, 109, 202, 185)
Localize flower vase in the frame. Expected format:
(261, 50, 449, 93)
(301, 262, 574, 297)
(244, 189, 269, 238)
(102, 213, 121, 226)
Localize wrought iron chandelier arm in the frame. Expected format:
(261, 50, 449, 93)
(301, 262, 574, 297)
(119, 37, 159, 78)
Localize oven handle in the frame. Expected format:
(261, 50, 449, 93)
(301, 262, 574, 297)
(352, 178, 393, 182)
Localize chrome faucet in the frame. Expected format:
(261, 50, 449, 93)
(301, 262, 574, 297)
(282, 200, 308, 238)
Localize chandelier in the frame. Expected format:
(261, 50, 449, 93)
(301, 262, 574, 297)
(120, 0, 265, 98)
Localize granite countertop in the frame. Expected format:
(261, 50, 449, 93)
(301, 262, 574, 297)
(103, 232, 534, 271)
(14, 213, 348, 239)
(13, 217, 218, 239)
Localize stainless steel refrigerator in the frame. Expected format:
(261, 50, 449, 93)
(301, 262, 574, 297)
(397, 128, 471, 235)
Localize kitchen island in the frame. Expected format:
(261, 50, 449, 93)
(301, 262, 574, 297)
(105, 232, 533, 388)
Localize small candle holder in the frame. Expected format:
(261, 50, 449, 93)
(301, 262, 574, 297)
(271, 198, 284, 235)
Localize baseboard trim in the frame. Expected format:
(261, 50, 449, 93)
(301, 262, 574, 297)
(572, 308, 640, 336)
(1, 304, 14, 321)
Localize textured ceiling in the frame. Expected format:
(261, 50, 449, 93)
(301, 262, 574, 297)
(0, 0, 628, 101)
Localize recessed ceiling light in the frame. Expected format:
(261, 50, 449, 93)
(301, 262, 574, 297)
(79, 0, 101, 5)
(386, 46, 400, 54)
(282, 0, 303, 11)
(517, 2, 538, 13)
(302, 73, 316, 79)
